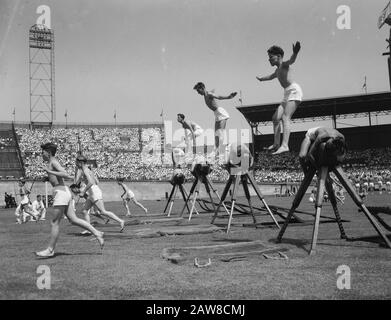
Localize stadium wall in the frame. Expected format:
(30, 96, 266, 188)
(254, 124, 391, 151)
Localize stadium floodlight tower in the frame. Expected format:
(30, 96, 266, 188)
(378, 1, 391, 90)
(29, 24, 55, 127)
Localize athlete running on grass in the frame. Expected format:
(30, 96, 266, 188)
(74, 154, 125, 232)
(35, 143, 104, 258)
(117, 178, 148, 216)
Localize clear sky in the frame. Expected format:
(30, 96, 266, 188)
(0, 0, 390, 135)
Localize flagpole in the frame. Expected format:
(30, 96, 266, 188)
(364, 76, 371, 126)
(114, 110, 117, 127)
(12, 108, 15, 123)
(160, 107, 164, 164)
(363, 76, 367, 94)
(65, 109, 68, 129)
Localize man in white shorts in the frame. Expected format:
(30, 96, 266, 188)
(32, 195, 46, 221)
(35, 143, 104, 258)
(256, 42, 303, 155)
(16, 178, 39, 222)
(15, 203, 35, 223)
(193, 82, 237, 156)
(298, 127, 345, 174)
(362, 175, 369, 195)
(177, 113, 203, 154)
(368, 174, 375, 193)
(117, 178, 148, 216)
(330, 176, 345, 204)
(378, 176, 384, 193)
(74, 155, 125, 232)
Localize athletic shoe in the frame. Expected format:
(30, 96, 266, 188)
(80, 230, 92, 235)
(35, 248, 54, 258)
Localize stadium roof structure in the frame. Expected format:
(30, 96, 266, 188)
(2, 121, 164, 130)
(237, 91, 391, 127)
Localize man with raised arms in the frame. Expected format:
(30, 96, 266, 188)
(193, 82, 237, 156)
(257, 42, 303, 155)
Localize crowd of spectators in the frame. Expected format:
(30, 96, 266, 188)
(0, 137, 13, 148)
(253, 147, 391, 185)
(14, 127, 391, 185)
(16, 127, 163, 180)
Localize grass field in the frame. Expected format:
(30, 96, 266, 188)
(1, 191, 391, 300)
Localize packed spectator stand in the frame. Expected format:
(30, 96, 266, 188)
(12, 126, 391, 189)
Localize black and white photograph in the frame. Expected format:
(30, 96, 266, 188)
(0, 0, 391, 306)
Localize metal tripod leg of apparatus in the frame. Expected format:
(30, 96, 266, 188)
(277, 166, 317, 243)
(333, 166, 391, 249)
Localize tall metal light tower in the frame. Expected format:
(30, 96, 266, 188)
(29, 24, 55, 126)
(378, 1, 391, 90)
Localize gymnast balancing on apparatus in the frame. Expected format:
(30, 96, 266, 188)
(256, 41, 303, 155)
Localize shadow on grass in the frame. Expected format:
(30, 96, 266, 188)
(346, 234, 391, 248)
(67, 230, 124, 237)
(269, 234, 391, 250)
(55, 252, 102, 257)
(67, 232, 94, 237)
(89, 224, 122, 229)
(211, 238, 256, 243)
(35, 251, 103, 259)
(268, 237, 309, 251)
(94, 234, 161, 240)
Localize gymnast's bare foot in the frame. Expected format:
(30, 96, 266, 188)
(264, 144, 279, 151)
(96, 232, 104, 250)
(272, 145, 289, 155)
(119, 220, 125, 233)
